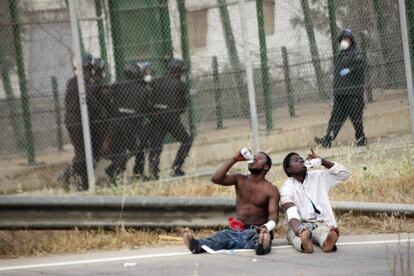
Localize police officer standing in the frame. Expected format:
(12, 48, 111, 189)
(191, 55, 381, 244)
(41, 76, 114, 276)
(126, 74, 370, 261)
(149, 59, 192, 179)
(63, 53, 108, 191)
(315, 29, 368, 148)
(105, 62, 152, 181)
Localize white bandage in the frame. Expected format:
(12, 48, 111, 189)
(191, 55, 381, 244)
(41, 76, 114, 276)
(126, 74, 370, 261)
(264, 220, 276, 231)
(286, 206, 301, 222)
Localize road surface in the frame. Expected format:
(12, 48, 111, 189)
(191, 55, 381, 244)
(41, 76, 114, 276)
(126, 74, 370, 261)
(0, 233, 412, 275)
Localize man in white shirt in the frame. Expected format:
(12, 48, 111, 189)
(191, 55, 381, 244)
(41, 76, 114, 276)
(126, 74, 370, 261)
(280, 150, 351, 253)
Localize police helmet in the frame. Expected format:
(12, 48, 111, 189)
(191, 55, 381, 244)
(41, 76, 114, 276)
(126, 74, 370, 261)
(337, 29, 354, 42)
(81, 53, 95, 69)
(169, 58, 187, 74)
(124, 62, 153, 80)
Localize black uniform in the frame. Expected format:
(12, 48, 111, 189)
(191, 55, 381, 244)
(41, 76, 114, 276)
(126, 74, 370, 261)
(105, 79, 150, 179)
(64, 76, 108, 190)
(148, 74, 192, 179)
(316, 30, 367, 147)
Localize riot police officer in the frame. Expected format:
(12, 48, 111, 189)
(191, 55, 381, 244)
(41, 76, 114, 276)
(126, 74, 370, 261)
(148, 58, 192, 179)
(63, 53, 108, 191)
(105, 62, 152, 181)
(315, 29, 367, 148)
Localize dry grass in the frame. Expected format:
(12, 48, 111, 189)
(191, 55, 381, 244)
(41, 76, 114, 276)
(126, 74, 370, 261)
(1, 214, 412, 259)
(93, 144, 414, 205)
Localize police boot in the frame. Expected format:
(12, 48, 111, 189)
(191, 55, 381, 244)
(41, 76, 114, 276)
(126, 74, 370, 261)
(170, 166, 185, 177)
(356, 137, 367, 147)
(314, 135, 332, 148)
(74, 174, 88, 191)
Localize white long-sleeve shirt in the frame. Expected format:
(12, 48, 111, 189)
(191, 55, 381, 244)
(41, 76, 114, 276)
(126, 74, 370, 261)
(280, 162, 351, 227)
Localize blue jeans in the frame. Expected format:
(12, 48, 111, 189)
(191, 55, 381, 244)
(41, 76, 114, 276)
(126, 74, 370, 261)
(192, 228, 272, 255)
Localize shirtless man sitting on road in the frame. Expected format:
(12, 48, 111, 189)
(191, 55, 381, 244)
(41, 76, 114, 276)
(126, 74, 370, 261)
(182, 150, 280, 255)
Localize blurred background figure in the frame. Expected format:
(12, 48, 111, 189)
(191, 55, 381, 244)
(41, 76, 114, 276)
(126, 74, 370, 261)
(148, 58, 192, 180)
(105, 62, 153, 182)
(315, 29, 367, 148)
(62, 53, 109, 191)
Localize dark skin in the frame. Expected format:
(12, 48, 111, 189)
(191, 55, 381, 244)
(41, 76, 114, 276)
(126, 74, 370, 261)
(282, 149, 335, 236)
(211, 151, 280, 228)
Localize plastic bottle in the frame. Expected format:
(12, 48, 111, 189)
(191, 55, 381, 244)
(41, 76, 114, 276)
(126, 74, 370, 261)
(240, 147, 254, 163)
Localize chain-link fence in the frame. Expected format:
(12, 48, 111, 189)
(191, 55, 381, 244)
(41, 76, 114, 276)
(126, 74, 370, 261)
(0, 0, 413, 194)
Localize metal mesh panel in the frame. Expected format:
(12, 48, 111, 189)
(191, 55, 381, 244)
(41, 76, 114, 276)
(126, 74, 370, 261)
(0, 0, 412, 194)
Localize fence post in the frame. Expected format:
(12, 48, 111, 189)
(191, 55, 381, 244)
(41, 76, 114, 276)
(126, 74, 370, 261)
(177, 0, 196, 138)
(212, 56, 223, 129)
(373, 0, 397, 87)
(238, 0, 260, 151)
(406, 0, 414, 65)
(68, 0, 96, 191)
(0, 43, 24, 149)
(159, 0, 174, 67)
(282, 47, 295, 118)
(51, 77, 64, 152)
(8, 0, 36, 165)
(360, 33, 373, 103)
(327, 0, 338, 59)
(94, 0, 109, 81)
(217, 0, 249, 116)
(255, 0, 272, 129)
(398, 0, 414, 137)
(300, 0, 327, 100)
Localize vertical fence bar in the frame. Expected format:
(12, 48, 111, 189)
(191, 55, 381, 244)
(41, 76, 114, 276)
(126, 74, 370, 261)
(159, 0, 174, 67)
(95, 0, 109, 81)
(360, 33, 373, 103)
(217, 0, 249, 116)
(177, 0, 196, 137)
(238, 0, 260, 152)
(8, 0, 36, 164)
(68, 0, 96, 191)
(399, 0, 414, 137)
(255, 0, 272, 129)
(0, 43, 24, 149)
(406, 0, 414, 65)
(327, 0, 338, 59)
(301, 0, 327, 100)
(282, 47, 295, 118)
(212, 56, 223, 129)
(51, 76, 64, 152)
(373, 0, 397, 87)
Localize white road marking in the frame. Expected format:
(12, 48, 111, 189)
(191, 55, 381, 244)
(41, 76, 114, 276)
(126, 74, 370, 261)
(0, 239, 411, 272)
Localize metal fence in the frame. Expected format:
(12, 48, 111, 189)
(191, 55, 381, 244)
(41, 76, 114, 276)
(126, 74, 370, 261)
(0, 0, 413, 193)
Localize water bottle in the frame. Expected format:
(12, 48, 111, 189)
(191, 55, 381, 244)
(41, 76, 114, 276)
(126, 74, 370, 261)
(240, 147, 254, 163)
(304, 158, 322, 168)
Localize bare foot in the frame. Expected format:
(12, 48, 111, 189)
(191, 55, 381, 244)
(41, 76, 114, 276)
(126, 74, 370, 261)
(258, 227, 271, 249)
(300, 230, 313, 253)
(323, 229, 339, 252)
(181, 228, 194, 251)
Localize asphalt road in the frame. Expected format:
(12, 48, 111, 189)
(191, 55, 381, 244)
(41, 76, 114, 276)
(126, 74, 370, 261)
(0, 233, 412, 276)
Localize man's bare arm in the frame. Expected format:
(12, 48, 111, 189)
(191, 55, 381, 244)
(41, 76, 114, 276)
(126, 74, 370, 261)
(267, 186, 280, 226)
(210, 151, 244, 186)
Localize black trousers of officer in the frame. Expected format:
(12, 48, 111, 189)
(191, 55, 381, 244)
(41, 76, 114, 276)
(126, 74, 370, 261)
(133, 122, 152, 176)
(325, 95, 365, 141)
(66, 122, 104, 190)
(149, 113, 192, 178)
(106, 116, 142, 179)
